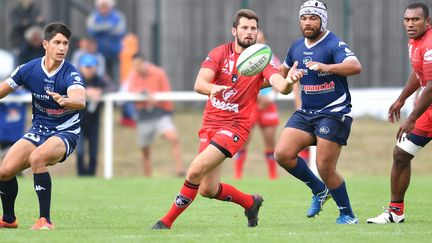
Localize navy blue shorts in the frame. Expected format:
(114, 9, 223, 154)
(22, 126, 80, 162)
(285, 111, 352, 146)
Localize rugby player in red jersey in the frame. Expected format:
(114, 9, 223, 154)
(152, 9, 303, 229)
(367, 2, 432, 224)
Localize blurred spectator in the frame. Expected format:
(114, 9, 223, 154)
(119, 33, 139, 127)
(10, 0, 45, 51)
(71, 37, 106, 78)
(17, 25, 45, 65)
(86, 0, 126, 86)
(76, 54, 108, 176)
(124, 53, 185, 177)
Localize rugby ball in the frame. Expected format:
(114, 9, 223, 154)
(236, 44, 272, 76)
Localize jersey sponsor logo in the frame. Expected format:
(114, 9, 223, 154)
(24, 133, 40, 142)
(175, 193, 191, 208)
(344, 48, 354, 56)
(34, 102, 74, 117)
(74, 76, 82, 82)
(303, 51, 313, 55)
(35, 185, 46, 191)
(70, 72, 79, 76)
(218, 130, 233, 138)
(221, 57, 235, 75)
(210, 97, 239, 113)
(317, 71, 333, 77)
(424, 49, 432, 62)
(32, 92, 50, 100)
(301, 81, 335, 94)
(44, 78, 54, 84)
(338, 41, 347, 47)
(222, 88, 237, 101)
(319, 126, 330, 135)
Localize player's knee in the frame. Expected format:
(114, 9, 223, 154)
(274, 149, 295, 166)
(393, 146, 413, 166)
(28, 151, 46, 168)
(0, 168, 15, 181)
(198, 186, 217, 198)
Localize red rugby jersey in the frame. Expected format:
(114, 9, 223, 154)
(199, 42, 279, 139)
(408, 27, 432, 87)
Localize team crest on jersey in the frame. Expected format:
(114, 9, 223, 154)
(44, 84, 54, 92)
(303, 56, 312, 64)
(233, 135, 239, 142)
(232, 74, 238, 83)
(222, 88, 237, 101)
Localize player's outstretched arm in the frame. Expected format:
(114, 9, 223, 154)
(0, 81, 15, 99)
(306, 58, 361, 77)
(269, 61, 303, 95)
(47, 88, 86, 110)
(194, 68, 229, 97)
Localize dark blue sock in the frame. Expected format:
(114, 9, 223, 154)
(34, 172, 52, 223)
(329, 181, 354, 218)
(0, 177, 18, 223)
(286, 156, 325, 195)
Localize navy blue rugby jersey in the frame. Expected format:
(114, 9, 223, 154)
(284, 31, 358, 118)
(6, 57, 85, 131)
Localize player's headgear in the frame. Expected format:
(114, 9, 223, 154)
(299, 0, 328, 32)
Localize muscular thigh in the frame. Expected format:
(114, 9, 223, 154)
(33, 136, 67, 166)
(315, 136, 342, 168)
(1, 139, 35, 173)
(276, 127, 315, 157)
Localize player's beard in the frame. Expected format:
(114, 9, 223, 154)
(302, 27, 322, 40)
(236, 35, 256, 49)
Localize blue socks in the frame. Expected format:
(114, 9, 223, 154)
(34, 172, 52, 223)
(0, 177, 18, 223)
(329, 181, 354, 217)
(286, 156, 325, 195)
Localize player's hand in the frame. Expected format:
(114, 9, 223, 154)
(47, 90, 67, 107)
(286, 61, 304, 84)
(306, 61, 329, 73)
(210, 85, 230, 98)
(388, 100, 405, 123)
(396, 119, 415, 142)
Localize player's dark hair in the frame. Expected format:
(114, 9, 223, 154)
(43, 22, 72, 41)
(406, 2, 429, 18)
(233, 9, 259, 28)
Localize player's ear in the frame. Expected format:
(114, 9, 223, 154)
(231, 27, 237, 37)
(42, 40, 49, 50)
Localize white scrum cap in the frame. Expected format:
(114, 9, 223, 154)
(299, 0, 328, 32)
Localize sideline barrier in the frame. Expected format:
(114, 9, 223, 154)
(1, 88, 414, 179)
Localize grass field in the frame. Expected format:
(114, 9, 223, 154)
(2, 108, 432, 242)
(1, 176, 432, 242)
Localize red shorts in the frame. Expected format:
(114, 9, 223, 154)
(412, 106, 432, 137)
(252, 102, 279, 127)
(198, 128, 246, 157)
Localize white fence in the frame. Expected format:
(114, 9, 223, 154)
(1, 88, 414, 179)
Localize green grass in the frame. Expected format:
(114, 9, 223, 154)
(2, 176, 432, 242)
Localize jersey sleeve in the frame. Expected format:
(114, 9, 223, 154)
(333, 40, 357, 64)
(283, 47, 295, 68)
(422, 49, 432, 81)
(6, 64, 26, 90)
(263, 59, 280, 81)
(66, 68, 85, 90)
(200, 46, 222, 72)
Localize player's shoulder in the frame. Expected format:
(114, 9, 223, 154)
(210, 42, 233, 54)
(325, 32, 347, 48)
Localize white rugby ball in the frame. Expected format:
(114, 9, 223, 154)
(236, 44, 272, 76)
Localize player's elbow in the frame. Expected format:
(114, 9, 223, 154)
(351, 62, 362, 75)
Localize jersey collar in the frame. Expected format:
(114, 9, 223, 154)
(304, 30, 330, 49)
(41, 57, 65, 78)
